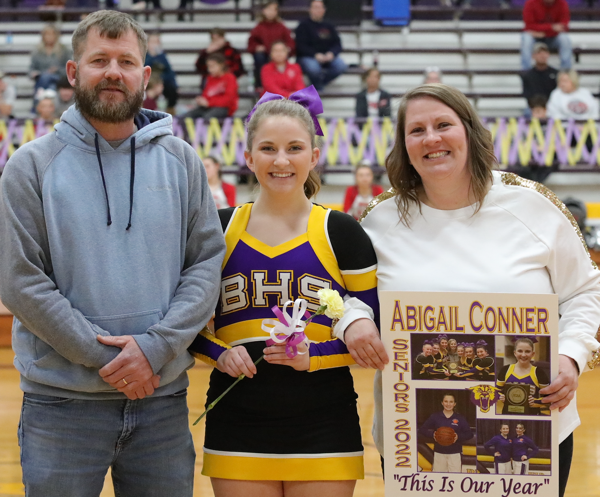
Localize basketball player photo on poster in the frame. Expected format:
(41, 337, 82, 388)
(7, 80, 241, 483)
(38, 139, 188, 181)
(380, 292, 559, 497)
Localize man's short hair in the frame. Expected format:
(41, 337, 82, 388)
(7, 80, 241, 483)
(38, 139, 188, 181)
(533, 42, 549, 54)
(71, 10, 147, 62)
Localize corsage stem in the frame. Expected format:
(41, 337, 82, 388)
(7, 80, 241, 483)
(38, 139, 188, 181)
(193, 355, 265, 425)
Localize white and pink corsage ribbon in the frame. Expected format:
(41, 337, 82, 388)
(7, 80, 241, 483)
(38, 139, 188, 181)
(261, 299, 311, 358)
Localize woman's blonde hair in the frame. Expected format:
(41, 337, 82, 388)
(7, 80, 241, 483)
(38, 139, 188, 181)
(559, 69, 579, 91)
(386, 84, 496, 225)
(246, 99, 321, 199)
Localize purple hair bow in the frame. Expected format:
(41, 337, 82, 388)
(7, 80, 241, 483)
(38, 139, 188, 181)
(246, 85, 324, 136)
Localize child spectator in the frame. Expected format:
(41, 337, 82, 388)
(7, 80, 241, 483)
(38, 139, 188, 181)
(35, 90, 57, 123)
(204, 155, 236, 209)
(521, 43, 558, 102)
(143, 74, 164, 111)
(521, 0, 572, 71)
(29, 24, 72, 98)
(529, 94, 548, 120)
(295, 0, 347, 91)
(181, 53, 238, 120)
(55, 76, 74, 117)
(260, 41, 305, 98)
(424, 66, 443, 84)
(355, 68, 392, 119)
(248, 1, 295, 91)
(343, 163, 384, 220)
(547, 70, 599, 120)
(145, 33, 178, 115)
(195, 28, 245, 88)
(0, 71, 16, 119)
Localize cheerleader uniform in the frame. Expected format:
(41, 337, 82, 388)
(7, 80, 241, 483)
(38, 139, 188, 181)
(189, 203, 378, 481)
(484, 435, 513, 474)
(414, 353, 435, 379)
(497, 364, 550, 415)
(512, 435, 539, 475)
(457, 356, 495, 381)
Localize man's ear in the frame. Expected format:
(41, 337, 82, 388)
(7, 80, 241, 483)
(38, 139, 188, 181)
(66, 60, 77, 88)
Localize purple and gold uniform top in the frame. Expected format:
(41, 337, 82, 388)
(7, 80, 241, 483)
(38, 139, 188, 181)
(190, 203, 379, 372)
(497, 363, 550, 415)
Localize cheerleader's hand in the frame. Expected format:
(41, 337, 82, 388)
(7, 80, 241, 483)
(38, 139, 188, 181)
(521, 456, 528, 461)
(263, 343, 310, 371)
(498, 393, 506, 402)
(539, 355, 579, 412)
(495, 452, 501, 457)
(216, 346, 257, 379)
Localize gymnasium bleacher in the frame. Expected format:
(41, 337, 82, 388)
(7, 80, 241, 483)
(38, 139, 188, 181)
(1, 0, 600, 119)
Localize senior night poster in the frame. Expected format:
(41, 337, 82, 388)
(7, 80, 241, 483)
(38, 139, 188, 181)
(380, 291, 559, 497)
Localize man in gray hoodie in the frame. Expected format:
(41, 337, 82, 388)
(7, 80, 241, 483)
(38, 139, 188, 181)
(0, 10, 225, 497)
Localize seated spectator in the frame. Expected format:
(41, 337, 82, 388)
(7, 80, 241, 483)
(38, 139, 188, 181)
(35, 90, 57, 123)
(423, 66, 442, 84)
(343, 163, 384, 220)
(145, 32, 178, 115)
(521, 0, 572, 71)
(0, 71, 16, 119)
(143, 74, 164, 111)
(30, 24, 72, 99)
(529, 94, 548, 120)
(248, 1, 295, 91)
(195, 28, 245, 88)
(55, 76, 74, 117)
(521, 42, 558, 102)
(204, 155, 236, 209)
(295, 0, 347, 91)
(260, 41, 305, 98)
(355, 68, 392, 119)
(547, 70, 599, 120)
(181, 53, 238, 120)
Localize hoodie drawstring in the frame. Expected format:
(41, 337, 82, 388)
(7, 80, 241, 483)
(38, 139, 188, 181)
(94, 133, 112, 226)
(127, 136, 135, 230)
(94, 133, 136, 230)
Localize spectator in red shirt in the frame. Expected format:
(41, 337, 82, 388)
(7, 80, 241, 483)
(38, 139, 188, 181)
(521, 0, 572, 71)
(143, 74, 164, 111)
(204, 155, 236, 209)
(343, 163, 384, 220)
(181, 53, 238, 120)
(260, 41, 305, 98)
(248, 1, 295, 91)
(195, 28, 245, 88)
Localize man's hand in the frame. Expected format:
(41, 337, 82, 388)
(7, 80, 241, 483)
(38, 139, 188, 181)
(526, 30, 545, 38)
(539, 355, 579, 412)
(216, 346, 257, 378)
(256, 45, 266, 52)
(315, 53, 326, 63)
(97, 335, 156, 400)
(552, 23, 565, 32)
(324, 51, 335, 62)
(264, 343, 310, 371)
(344, 318, 389, 370)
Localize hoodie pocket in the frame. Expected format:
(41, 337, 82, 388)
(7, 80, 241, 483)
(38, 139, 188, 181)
(85, 309, 164, 336)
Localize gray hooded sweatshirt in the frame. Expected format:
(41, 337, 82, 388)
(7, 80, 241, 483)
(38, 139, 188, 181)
(0, 106, 225, 399)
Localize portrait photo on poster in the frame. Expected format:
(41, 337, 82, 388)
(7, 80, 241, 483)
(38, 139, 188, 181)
(416, 389, 477, 474)
(477, 419, 550, 477)
(495, 336, 551, 416)
(411, 333, 496, 382)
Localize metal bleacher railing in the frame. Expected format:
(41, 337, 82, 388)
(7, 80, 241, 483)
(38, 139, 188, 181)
(1, 116, 600, 172)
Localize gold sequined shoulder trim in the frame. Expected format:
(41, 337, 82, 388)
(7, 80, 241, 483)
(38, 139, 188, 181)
(359, 187, 397, 224)
(500, 172, 597, 271)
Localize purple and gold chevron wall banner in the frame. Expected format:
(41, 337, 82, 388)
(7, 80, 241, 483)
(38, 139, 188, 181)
(1, 117, 599, 171)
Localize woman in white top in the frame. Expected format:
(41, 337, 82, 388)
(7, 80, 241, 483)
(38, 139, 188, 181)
(346, 83, 600, 497)
(547, 70, 599, 121)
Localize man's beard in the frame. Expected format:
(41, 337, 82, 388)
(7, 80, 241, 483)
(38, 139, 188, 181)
(74, 70, 144, 124)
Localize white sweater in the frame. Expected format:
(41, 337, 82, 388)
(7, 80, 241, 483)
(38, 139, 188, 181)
(361, 170, 600, 454)
(546, 87, 599, 120)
